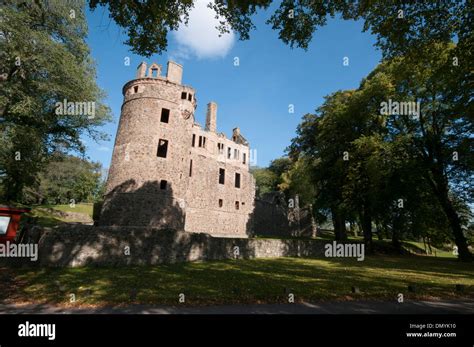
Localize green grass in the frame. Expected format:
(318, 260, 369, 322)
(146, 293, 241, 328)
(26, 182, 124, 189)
(39, 204, 93, 217)
(25, 207, 63, 227)
(25, 204, 93, 227)
(1, 255, 472, 307)
(402, 241, 455, 258)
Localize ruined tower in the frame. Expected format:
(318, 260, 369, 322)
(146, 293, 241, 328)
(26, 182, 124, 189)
(100, 61, 255, 237)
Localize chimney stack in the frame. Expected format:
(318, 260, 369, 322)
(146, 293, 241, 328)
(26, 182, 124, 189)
(206, 102, 217, 132)
(166, 61, 183, 84)
(137, 62, 147, 78)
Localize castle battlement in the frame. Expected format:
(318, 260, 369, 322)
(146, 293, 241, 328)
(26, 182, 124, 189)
(100, 61, 256, 237)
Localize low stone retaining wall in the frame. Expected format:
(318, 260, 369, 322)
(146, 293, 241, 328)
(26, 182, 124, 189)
(11, 225, 334, 267)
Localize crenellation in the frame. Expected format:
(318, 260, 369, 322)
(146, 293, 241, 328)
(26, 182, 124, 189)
(148, 63, 162, 78)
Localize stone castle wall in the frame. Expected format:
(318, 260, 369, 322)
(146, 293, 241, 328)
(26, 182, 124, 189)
(16, 225, 329, 267)
(100, 62, 255, 237)
(252, 193, 317, 238)
(185, 129, 255, 236)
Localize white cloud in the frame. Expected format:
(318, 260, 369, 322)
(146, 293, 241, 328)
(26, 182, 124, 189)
(171, 0, 235, 60)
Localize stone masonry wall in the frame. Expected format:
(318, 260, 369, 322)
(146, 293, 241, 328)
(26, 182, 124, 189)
(185, 127, 255, 236)
(100, 61, 255, 237)
(253, 193, 316, 238)
(23, 225, 329, 267)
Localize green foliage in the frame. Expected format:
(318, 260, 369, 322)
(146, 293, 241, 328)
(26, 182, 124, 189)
(0, 0, 111, 202)
(251, 157, 293, 197)
(91, 1, 472, 75)
(288, 41, 472, 258)
(268, 157, 292, 179)
(24, 154, 103, 205)
(250, 167, 277, 197)
(89, 0, 196, 57)
(279, 157, 315, 207)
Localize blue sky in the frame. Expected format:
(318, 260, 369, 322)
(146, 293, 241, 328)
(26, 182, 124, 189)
(84, 1, 382, 171)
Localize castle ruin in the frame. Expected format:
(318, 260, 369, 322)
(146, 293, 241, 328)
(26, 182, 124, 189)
(99, 61, 256, 237)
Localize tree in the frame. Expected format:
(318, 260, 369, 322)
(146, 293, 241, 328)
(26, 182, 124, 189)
(250, 157, 292, 197)
(250, 167, 278, 197)
(89, 0, 197, 57)
(90, 1, 471, 71)
(378, 44, 473, 261)
(90, 1, 472, 259)
(289, 91, 365, 242)
(290, 50, 472, 259)
(278, 157, 315, 207)
(1, 0, 111, 202)
(24, 154, 103, 204)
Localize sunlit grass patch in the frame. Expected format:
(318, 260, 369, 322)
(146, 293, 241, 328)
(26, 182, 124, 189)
(2, 255, 472, 307)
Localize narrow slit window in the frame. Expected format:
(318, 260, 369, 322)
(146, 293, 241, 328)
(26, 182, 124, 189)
(133, 86, 138, 93)
(160, 108, 170, 123)
(219, 168, 225, 184)
(157, 139, 168, 158)
(160, 180, 167, 190)
(203, 137, 206, 148)
(218, 199, 223, 208)
(189, 160, 193, 177)
(198, 136, 202, 147)
(235, 201, 240, 210)
(243, 153, 246, 164)
(192, 134, 196, 147)
(227, 147, 231, 159)
(188, 93, 192, 101)
(235, 173, 241, 188)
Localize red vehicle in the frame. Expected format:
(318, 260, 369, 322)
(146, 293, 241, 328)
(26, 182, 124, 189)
(0, 205, 31, 243)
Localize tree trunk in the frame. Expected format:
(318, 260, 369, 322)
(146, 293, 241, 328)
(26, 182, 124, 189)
(392, 228, 401, 252)
(428, 171, 472, 262)
(361, 205, 373, 252)
(391, 212, 402, 253)
(331, 207, 347, 241)
(439, 196, 471, 261)
(350, 221, 357, 237)
(376, 224, 383, 240)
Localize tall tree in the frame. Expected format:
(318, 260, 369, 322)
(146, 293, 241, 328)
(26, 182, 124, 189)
(289, 91, 363, 241)
(378, 44, 473, 261)
(1, 0, 111, 202)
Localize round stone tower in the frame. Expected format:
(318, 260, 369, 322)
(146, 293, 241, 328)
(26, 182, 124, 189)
(100, 61, 197, 228)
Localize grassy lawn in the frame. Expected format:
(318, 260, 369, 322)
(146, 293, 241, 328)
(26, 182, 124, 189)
(1, 255, 472, 307)
(43, 203, 93, 217)
(25, 204, 93, 227)
(402, 240, 455, 258)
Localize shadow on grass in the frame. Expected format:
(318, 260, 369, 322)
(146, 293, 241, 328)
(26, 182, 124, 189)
(2, 254, 473, 306)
